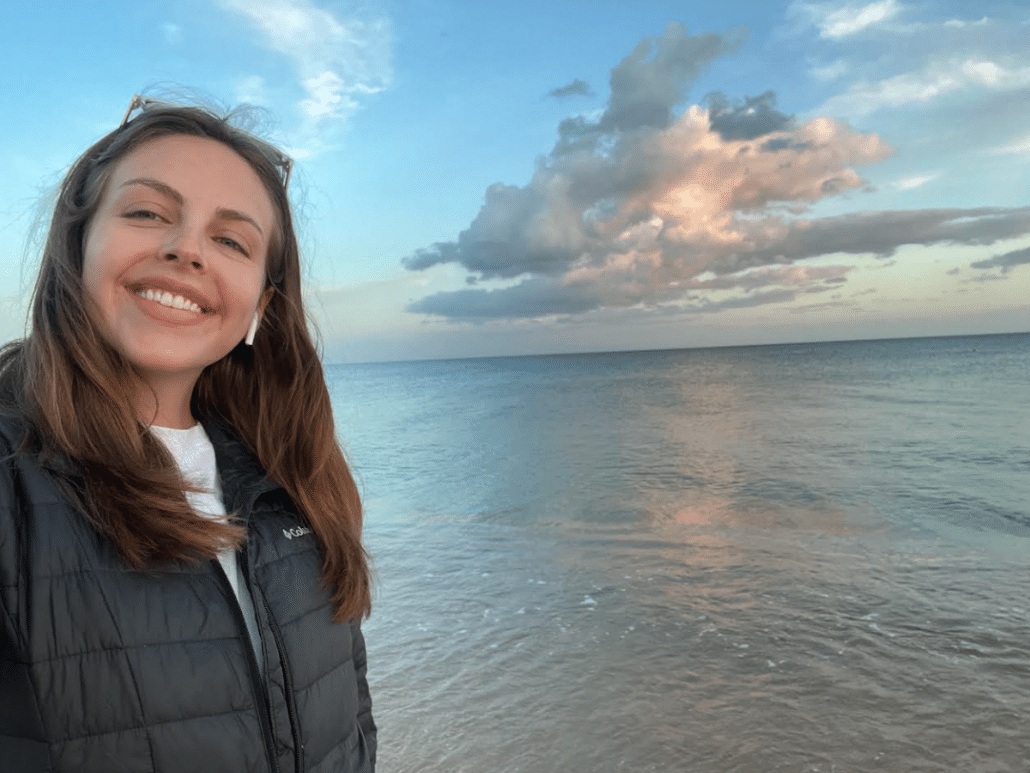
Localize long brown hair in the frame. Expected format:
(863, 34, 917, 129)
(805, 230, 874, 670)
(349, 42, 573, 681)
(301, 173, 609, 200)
(0, 100, 370, 622)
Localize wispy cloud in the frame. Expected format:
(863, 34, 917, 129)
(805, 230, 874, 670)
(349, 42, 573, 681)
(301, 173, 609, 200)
(969, 271, 1010, 282)
(891, 173, 937, 190)
(221, 0, 392, 153)
(996, 133, 1030, 155)
(798, 2, 1030, 126)
(821, 0, 901, 38)
(792, 0, 902, 39)
(821, 58, 1030, 117)
(944, 17, 989, 29)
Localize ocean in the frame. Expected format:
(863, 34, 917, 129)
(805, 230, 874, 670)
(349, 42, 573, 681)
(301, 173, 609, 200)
(327, 332, 1030, 773)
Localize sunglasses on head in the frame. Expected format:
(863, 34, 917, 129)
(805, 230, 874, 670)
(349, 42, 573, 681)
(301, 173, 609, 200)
(120, 95, 294, 190)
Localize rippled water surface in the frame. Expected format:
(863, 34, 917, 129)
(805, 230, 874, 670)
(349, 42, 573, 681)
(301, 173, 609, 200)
(328, 334, 1030, 773)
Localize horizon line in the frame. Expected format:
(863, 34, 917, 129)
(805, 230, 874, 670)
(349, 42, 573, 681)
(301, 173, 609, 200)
(327, 328, 1030, 367)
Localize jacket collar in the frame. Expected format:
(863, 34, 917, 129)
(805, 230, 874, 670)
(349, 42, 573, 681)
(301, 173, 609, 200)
(201, 419, 283, 517)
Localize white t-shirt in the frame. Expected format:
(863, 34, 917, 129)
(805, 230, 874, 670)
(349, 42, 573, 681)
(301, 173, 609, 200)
(149, 423, 264, 670)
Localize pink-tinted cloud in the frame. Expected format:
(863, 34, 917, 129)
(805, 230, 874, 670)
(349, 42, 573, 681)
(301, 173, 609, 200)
(404, 22, 1030, 321)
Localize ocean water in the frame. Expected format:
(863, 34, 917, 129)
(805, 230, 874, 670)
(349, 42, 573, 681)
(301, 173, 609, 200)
(327, 333, 1030, 773)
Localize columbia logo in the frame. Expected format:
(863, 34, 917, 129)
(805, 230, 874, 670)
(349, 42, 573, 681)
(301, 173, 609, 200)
(283, 526, 313, 540)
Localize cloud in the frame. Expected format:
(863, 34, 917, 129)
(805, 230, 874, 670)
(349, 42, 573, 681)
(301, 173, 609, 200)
(997, 133, 1030, 155)
(221, 0, 392, 148)
(408, 278, 603, 320)
(408, 205, 1030, 319)
(801, 5, 1030, 123)
(790, 299, 858, 314)
(820, 58, 1030, 117)
(891, 173, 937, 190)
(402, 22, 1030, 322)
(408, 108, 891, 279)
(822, 1, 900, 38)
(593, 21, 747, 134)
(705, 91, 794, 141)
(944, 17, 989, 29)
(550, 79, 593, 99)
(407, 275, 847, 321)
(970, 245, 1030, 273)
(735, 207, 1030, 264)
(792, 1, 901, 39)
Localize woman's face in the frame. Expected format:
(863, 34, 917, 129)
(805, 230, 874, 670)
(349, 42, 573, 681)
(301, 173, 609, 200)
(82, 134, 276, 392)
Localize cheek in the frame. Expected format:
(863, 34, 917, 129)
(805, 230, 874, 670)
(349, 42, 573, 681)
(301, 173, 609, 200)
(239, 271, 264, 297)
(80, 221, 135, 330)
(219, 265, 268, 313)
(243, 251, 272, 298)
(80, 229, 109, 313)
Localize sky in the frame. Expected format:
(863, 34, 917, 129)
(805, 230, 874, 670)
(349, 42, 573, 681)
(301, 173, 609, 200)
(1, 0, 1028, 363)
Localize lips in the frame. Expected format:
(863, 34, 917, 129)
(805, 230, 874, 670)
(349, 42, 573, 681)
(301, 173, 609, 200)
(127, 277, 215, 313)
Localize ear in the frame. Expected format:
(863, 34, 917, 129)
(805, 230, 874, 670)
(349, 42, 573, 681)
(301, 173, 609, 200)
(257, 285, 274, 318)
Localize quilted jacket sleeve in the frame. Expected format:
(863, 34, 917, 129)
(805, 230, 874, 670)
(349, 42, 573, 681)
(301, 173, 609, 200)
(0, 442, 51, 771)
(352, 621, 377, 769)
(0, 600, 50, 770)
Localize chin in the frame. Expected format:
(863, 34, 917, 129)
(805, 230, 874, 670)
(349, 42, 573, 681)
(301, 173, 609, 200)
(128, 348, 222, 381)
(109, 327, 244, 384)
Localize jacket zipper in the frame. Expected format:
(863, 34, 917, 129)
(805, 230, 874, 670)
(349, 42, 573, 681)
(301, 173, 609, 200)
(260, 591, 304, 773)
(213, 559, 281, 773)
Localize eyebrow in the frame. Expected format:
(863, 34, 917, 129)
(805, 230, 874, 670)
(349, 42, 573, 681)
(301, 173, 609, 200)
(119, 177, 265, 237)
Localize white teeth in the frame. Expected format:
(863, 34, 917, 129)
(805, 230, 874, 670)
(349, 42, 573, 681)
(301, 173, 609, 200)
(136, 288, 202, 313)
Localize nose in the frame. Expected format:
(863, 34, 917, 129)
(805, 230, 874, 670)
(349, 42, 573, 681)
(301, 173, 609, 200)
(162, 226, 205, 270)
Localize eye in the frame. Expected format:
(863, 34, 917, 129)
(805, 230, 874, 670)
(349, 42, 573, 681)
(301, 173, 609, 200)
(215, 236, 250, 257)
(124, 209, 163, 221)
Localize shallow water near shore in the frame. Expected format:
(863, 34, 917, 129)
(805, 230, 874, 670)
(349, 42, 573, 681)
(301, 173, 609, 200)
(329, 333, 1030, 773)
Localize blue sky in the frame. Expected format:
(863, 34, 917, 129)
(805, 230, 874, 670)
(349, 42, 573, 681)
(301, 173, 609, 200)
(2, 0, 1028, 363)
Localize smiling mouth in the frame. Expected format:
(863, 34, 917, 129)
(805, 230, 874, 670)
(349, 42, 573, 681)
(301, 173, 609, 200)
(134, 288, 207, 314)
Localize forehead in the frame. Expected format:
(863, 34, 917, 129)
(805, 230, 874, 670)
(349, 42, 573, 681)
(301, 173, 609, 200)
(105, 135, 276, 234)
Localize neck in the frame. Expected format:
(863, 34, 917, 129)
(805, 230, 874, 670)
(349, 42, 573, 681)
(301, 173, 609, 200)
(136, 373, 199, 429)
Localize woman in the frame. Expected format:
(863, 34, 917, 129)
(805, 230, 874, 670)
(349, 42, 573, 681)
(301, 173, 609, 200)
(0, 97, 375, 772)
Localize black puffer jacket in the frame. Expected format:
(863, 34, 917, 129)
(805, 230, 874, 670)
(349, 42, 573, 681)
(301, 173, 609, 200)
(0, 414, 376, 773)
